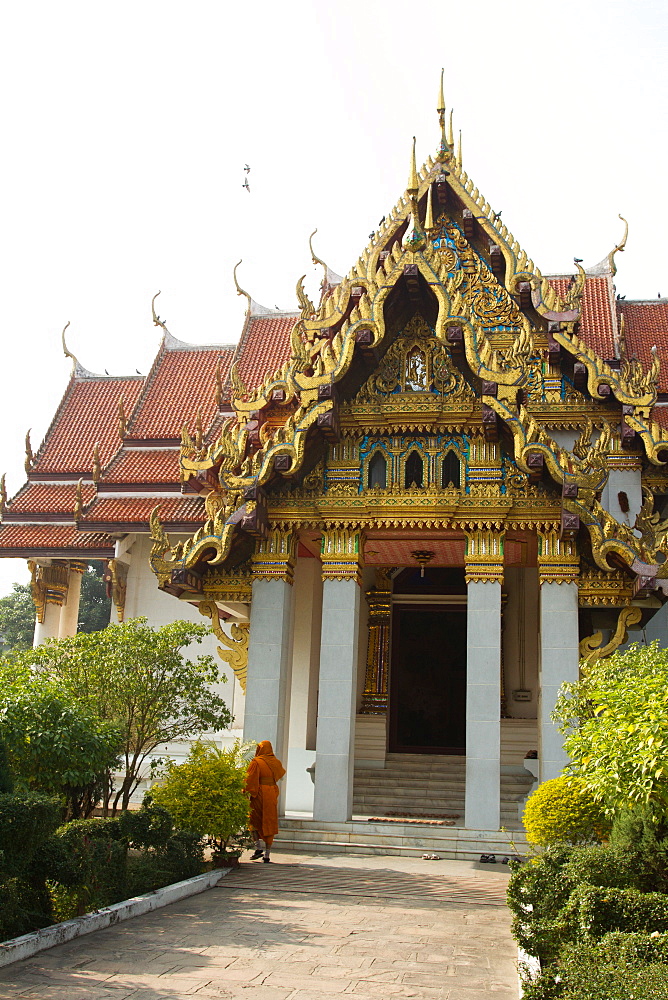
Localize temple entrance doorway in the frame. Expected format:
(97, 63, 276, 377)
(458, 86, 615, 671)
(388, 568, 467, 755)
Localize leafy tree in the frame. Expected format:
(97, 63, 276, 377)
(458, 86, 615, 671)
(3, 618, 232, 813)
(151, 741, 250, 855)
(0, 685, 122, 819)
(553, 641, 668, 819)
(0, 583, 35, 650)
(0, 564, 112, 652)
(78, 564, 112, 633)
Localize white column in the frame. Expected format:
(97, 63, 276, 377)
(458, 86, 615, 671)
(539, 580, 580, 782)
(59, 562, 86, 637)
(465, 580, 501, 830)
(243, 577, 295, 765)
(33, 601, 62, 646)
(313, 577, 361, 822)
(286, 557, 323, 813)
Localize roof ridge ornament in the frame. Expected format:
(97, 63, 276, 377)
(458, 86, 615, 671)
(608, 214, 628, 276)
(403, 137, 426, 251)
(0, 474, 6, 521)
(61, 321, 78, 373)
(151, 291, 168, 332)
(25, 430, 35, 476)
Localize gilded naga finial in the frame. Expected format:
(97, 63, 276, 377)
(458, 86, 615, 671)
(73, 478, 84, 522)
(309, 229, 329, 278)
(117, 396, 127, 439)
(608, 215, 629, 276)
(296, 275, 316, 319)
(0, 474, 6, 520)
(195, 410, 203, 450)
(61, 321, 79, 373)
(233, 261, 252, 315)
(151, 291, 168, 331)
(92, 442, 101, 484)
(24, 430, 35, 476)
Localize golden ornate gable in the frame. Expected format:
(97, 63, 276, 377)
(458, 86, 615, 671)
(150, 86, 668, 603)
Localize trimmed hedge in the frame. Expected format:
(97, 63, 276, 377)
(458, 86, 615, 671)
(522, 776, 608, 847)
(565, 884, 668, 941)
(521, 933, 668, 999)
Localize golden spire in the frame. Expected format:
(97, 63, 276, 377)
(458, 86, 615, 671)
(408, 136, 418, 193)
(437, 68, 450, 162)
(24, 430, 34, 476)
(438, 67, 445, 114)
(457, 130, 462, 166)
(424, 184, 435, 231)
(233, 260, 252, 314)
(448, 109, 454, 148)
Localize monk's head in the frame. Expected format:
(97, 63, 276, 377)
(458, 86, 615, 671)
(256, 740, 274, 757)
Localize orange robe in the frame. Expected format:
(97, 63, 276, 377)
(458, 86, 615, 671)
(243, 741, 286, 847)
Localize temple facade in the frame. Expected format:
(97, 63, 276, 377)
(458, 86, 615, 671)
(4, 95, 668, 839)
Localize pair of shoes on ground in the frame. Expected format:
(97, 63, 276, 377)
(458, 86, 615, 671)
(479, 853, 497, 864)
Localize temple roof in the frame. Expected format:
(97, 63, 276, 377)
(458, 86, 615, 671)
(100, 448, 181, 487)
(0, 524, 115, 558)
(619, 300, 668, 392)
(79, 494, 203, 532)
(548, 275, 616, 360)
(31, 376, 144, 476)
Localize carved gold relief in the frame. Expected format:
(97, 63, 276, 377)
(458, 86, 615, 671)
(579, 605, 643, 665)
(199, 600, 250, 692)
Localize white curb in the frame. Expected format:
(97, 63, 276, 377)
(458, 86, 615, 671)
(0, 867, 231, 968)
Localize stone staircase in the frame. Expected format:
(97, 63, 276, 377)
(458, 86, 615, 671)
(353, 753, 533, 830)
(273, 753, 534, 861)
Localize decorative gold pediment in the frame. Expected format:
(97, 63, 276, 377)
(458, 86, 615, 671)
(354, 314, 474, 404)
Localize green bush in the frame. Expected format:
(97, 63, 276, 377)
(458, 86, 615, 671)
(507, 845, 650, 961)
(151, 741, 249, 852)
(565, 884, 668, 941)
(0, 877, 46, 940)
(523, 776, 608, 847)
(54, 818, 127, 911)
(125, 830, 204, 896)
(0, 792, 61, 874)
(521, 935, 668, 999)
(117, 797, 173, 849)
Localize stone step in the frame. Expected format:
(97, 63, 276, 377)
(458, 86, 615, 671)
(274, 816, 529, 860)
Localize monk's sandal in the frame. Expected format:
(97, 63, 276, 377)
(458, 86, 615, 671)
(250, 850, 264, 861)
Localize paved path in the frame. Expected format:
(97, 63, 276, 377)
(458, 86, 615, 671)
(0, 851, 518, 1000)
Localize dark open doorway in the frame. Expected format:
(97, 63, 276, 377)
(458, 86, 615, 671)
(389, 603, 467, 754)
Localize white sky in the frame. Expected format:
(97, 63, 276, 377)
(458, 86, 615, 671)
(0, 0, 667, 597)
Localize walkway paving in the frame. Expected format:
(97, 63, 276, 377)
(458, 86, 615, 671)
(0, 851, 519, 1000)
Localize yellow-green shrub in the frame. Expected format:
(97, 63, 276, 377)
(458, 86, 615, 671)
(523, 776, 609, 847)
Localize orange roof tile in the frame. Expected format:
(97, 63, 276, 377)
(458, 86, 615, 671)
(32, 377, 144, 475)
(619, 301, 668, 392)
(6, 482, 96, 516)
(548, 276, 615, 359)
(101, 448, 180, 485)
(653, 405, 668, 431)
(128, 346, 233, 441)
(0, 524, 115, 556)
(81, 495, 204, 526)
(235, 315, 296, 391)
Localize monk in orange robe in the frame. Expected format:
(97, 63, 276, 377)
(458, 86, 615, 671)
(243, 740, 286, 863)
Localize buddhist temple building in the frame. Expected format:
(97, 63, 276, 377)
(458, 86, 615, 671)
(4, 87, 668, 851)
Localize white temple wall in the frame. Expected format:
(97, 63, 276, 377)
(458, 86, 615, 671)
(601, 467, 643, 526)
(502, 568, 539, 720)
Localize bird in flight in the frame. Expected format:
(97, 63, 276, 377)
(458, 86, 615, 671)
(243, 177, 250, 192)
